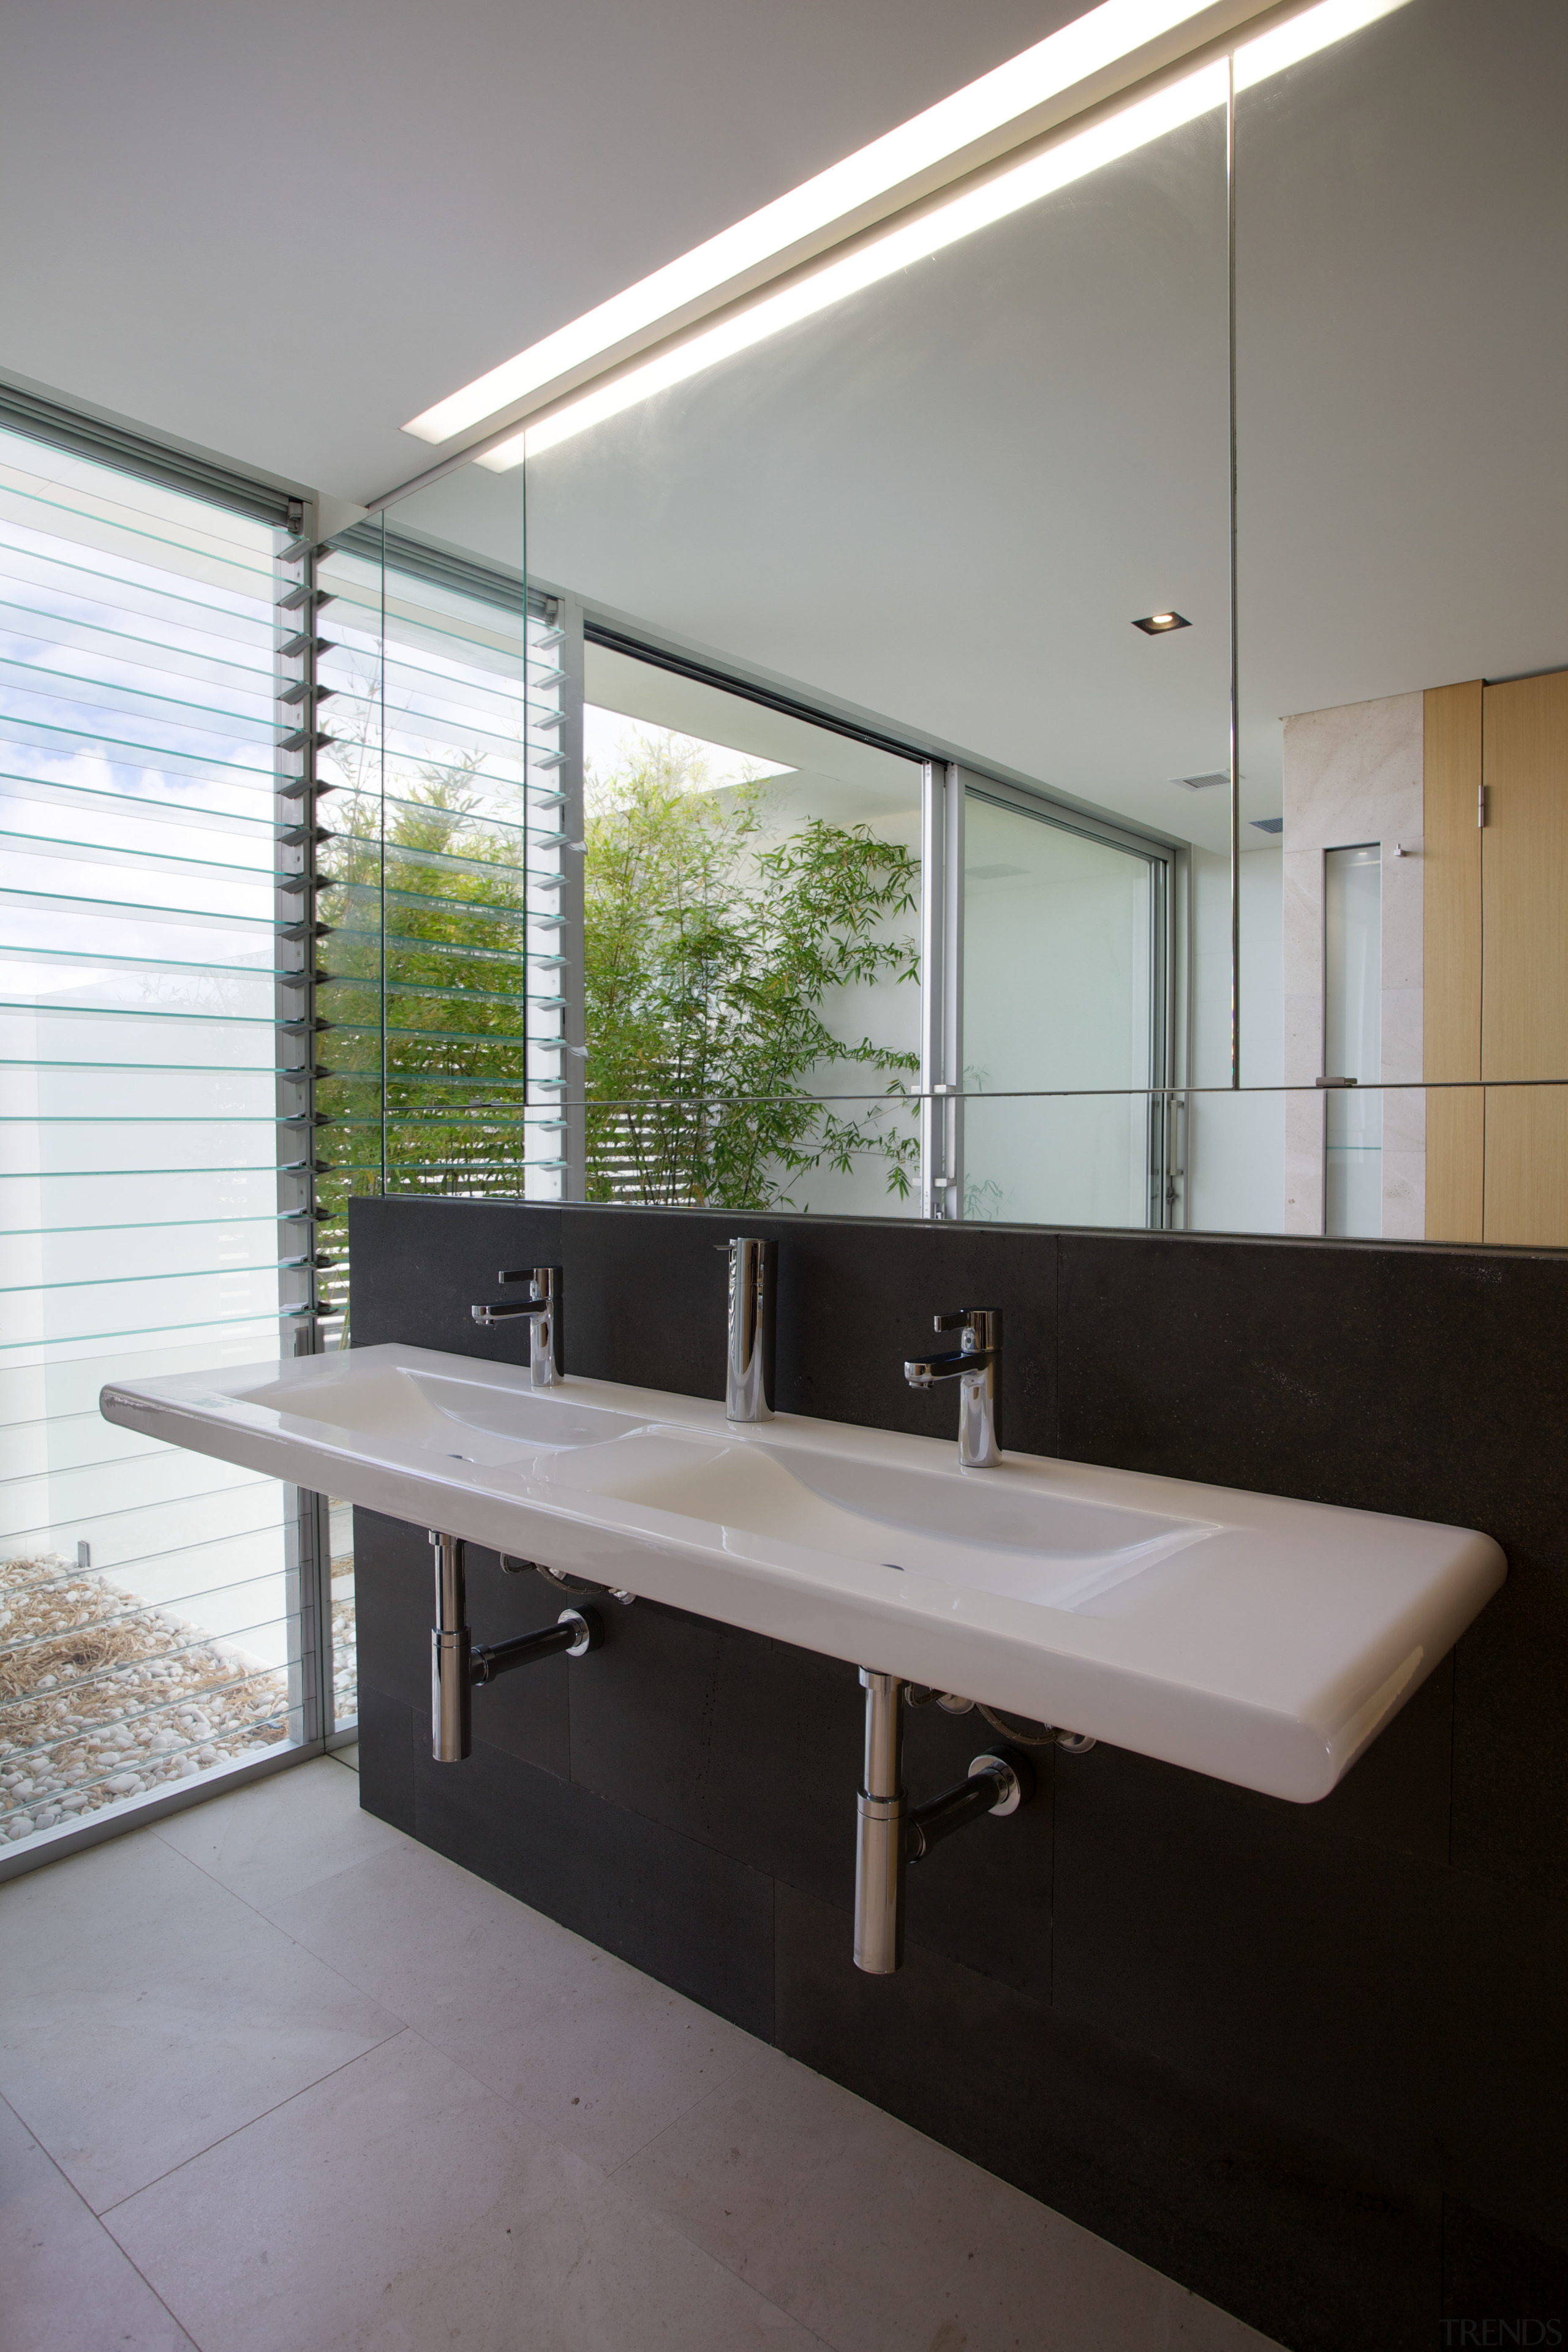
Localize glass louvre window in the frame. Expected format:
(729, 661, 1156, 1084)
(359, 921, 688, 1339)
(0, 427, 327, 1865)
(313, 536, 571, 1210)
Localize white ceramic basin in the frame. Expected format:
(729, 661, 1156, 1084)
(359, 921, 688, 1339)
(100, 1341, 1506, 1803)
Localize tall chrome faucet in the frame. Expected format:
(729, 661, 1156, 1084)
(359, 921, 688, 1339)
(723, 1237, 775, 1424)
(470, 1265, 560, 1388)
(905, 1308, 1002, 1468)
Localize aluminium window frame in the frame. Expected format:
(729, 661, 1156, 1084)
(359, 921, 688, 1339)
(542, 601, 1181, 1229)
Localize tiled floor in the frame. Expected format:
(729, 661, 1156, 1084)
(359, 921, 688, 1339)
(0, 1751, 1281, 2352)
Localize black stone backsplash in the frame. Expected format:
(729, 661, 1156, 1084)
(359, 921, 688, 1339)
(349, 1197, 1568, 2351)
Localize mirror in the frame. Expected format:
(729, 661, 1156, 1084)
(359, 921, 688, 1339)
(337, 0, 1565, 1246)
(1235, 0, 1567, 1246)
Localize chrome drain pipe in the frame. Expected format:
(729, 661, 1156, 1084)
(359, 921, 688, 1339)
(854, 1668, 907, 1975)
(429, 1531, 602, 1763)
(854, 1670, 1043, 1975)
(431, 1531, 472, 1763)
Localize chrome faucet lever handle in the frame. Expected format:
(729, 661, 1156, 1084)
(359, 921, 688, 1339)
(499, 1265, 549, 1298)
(472, 1265, 561, 1388)
(905, 1308, 1003, 1468)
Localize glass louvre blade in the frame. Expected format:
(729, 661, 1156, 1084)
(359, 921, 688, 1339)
(0, 1306, 310, 1358)
(1, 832, 298, 899)
(0, 768, 318, 848)
(0, 595, 274, 700)
(0, 653, 282, 742)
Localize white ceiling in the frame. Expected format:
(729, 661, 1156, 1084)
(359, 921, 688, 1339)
(0, 0, 1079, 505)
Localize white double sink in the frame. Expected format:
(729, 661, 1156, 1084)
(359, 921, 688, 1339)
(100, 1341, 1504, 1803)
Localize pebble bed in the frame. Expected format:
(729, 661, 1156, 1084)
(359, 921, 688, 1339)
(0, 1553, 295, 1852)
(331, 1570, 357, 1727)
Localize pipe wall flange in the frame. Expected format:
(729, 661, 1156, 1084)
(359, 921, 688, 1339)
(967, 1752, 1024, 1815)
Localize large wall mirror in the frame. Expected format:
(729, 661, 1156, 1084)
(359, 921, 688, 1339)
(322, 0, 1566, 1248)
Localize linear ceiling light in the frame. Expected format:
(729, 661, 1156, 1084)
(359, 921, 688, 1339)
(472, 0, 1410, 472)
(412, 0, 1409, 478)
(482, 62, 1228, 469)
(402, 0, 1229, 447)
(1231, 0, 1405, 86)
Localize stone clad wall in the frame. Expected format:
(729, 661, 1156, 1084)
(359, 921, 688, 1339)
(350, 1195, 1568, 2350)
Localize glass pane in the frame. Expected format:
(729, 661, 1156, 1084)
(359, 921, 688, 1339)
(1324, 845, 1382, 1237)
(962, 793, 1157, 1227)
(383, 64, 1230, 1232)
(1235, 0, 1568, 1242)
(576, 651, 922, 1213)
(1, 429, 323, 1861)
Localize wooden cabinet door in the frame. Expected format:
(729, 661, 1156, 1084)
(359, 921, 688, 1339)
(1482, 669, 1568, 1245)
(1423, 681, 1483, 1239)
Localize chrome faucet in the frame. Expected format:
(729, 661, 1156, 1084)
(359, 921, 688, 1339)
(905, 1308, 1001, 1468)
(722, 1236, 775, 1424)
(470, 1265, 560, 1389)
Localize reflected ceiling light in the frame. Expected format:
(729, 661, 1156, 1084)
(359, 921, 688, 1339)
(403, 0, 1227, 447)
(451, 0, 1414, 473)
(483, 66, 1228, 470)
(1134, 611, 1192, 633)
(1231, 0, 1409, 89)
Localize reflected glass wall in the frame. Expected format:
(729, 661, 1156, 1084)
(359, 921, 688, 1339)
(352, 0, 1567, 1253)
(963, 791, 1163, 1227)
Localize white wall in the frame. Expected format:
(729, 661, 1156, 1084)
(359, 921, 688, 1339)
(1185, 842, 1286, 1234)
(1280, 692, 1423, 1237)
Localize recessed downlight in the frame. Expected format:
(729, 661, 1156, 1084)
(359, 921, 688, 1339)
(1133, 611, 1190, 635)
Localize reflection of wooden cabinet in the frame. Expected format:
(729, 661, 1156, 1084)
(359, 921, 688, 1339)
(1425, 670, 1568, 1244)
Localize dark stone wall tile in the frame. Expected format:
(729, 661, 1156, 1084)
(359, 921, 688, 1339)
(353, 1507, 571, 1777)
(1311, 1652, 1452, 1868)
(775, 1880, 1439, 2352)
(556, 1205, 1060, 1455)
(1442, 2198, 1568, 2323)
(1052, 1744, 1568, 2244)
(567, 1597, 861, 1909)
(352, 1507, 433, 1718)
(1052, 1744, 1448, 2184)
(412, 1732, 773, 2038)
(1057, 1233, 1568, 1907)
(1450, 1559, 1568, 1909)
(356, 1684, 414, 1835)
(901, 1697, 1054, 2001)
(350, 1197, 563, 1364)
(567, 1602, 1054, 1998)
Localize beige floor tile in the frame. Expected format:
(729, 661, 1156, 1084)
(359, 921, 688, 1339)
(153, 1753, 404, 1911)
(267, 1838, 757, 2171)
(0, 2094, 197, 2352)
(107, 2028, 823, 2352)
(617, 2046, 1281, 2352)
(329, 1741, 360, 1772)
(0, 1829, 402, 2212)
